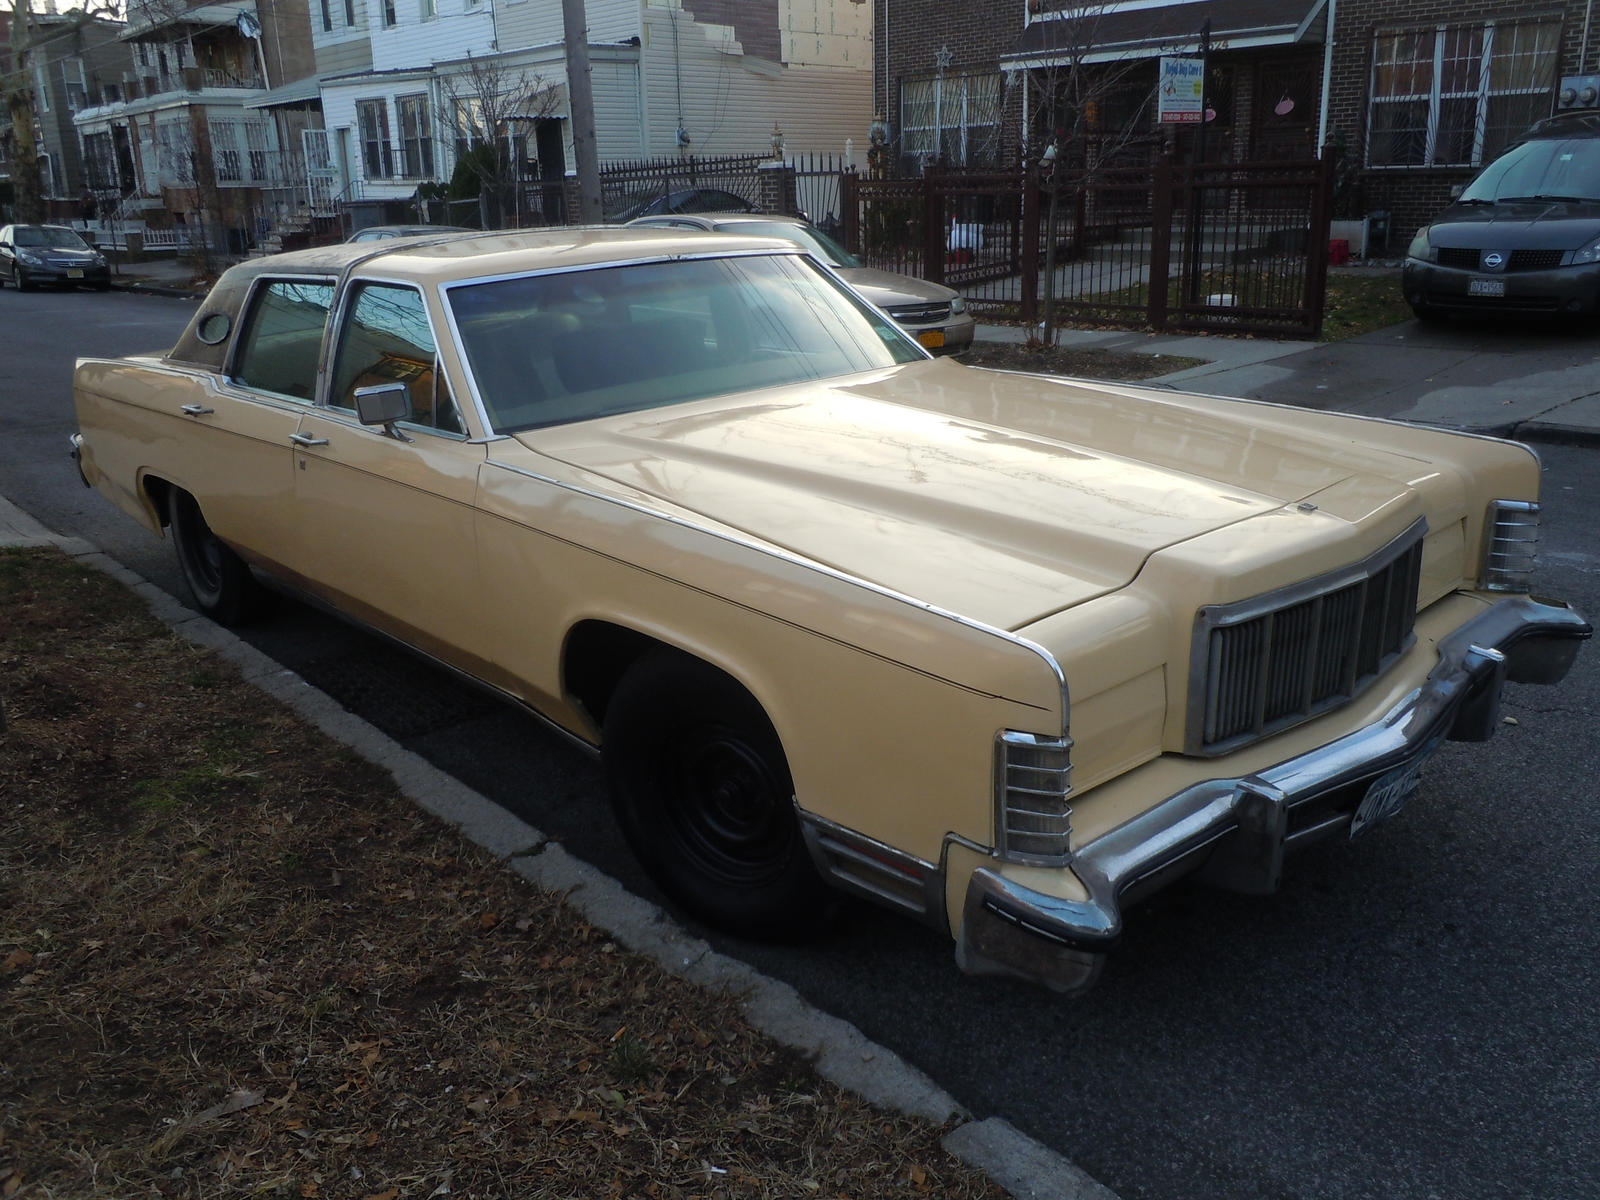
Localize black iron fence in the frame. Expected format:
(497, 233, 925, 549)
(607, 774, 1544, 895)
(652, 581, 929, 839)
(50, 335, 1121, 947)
(596, 153, 769, 222)
(841, 153, 1335, 338)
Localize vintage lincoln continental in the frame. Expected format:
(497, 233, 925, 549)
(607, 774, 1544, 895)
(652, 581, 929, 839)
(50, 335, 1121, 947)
(72, 229, 1589, 993)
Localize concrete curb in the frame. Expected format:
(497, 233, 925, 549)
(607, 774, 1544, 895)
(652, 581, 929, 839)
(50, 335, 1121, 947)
(109, 279, 207, 300)
(0, 492, 1118, 1200)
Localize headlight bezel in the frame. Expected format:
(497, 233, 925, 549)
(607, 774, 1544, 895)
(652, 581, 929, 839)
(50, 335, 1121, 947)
(1407, 229, 1436, 263)
(993, 729, 1074, 866)
(1479, 499, 1541, 593)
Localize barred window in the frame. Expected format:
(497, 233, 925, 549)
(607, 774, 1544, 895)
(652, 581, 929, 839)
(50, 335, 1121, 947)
(397, 93, 434, 178)
(900, 70, 1004, 168)
(1367, 19, 1559, 168)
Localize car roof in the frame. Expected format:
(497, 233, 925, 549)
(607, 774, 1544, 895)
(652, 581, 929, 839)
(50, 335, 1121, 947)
(1522, 110, 1600, 139)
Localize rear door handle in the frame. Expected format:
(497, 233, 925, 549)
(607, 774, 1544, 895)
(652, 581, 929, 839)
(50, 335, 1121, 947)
(289, 433, 329, 447)
(180, 404, 215, 416)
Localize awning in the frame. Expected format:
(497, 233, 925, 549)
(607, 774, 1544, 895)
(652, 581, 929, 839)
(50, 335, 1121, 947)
(1004, 0, 1327, 68)
(245, 73, 325, 109)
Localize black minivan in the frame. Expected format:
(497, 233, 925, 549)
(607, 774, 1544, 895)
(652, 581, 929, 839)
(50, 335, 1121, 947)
(1403, 111, 1600, 319)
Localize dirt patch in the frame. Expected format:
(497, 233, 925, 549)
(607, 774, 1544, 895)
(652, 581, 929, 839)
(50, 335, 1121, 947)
(0, 547, 1004, 1200)
(957, 339, 1206, 381)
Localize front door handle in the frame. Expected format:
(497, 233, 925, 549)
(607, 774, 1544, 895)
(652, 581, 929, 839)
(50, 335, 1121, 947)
(180, 404, 215, 416)
(289, 433, 330, 447)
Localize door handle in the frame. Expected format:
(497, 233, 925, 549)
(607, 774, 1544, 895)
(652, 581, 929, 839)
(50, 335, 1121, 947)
(180, 404, 215, 416)
(289, 433, 330, 447)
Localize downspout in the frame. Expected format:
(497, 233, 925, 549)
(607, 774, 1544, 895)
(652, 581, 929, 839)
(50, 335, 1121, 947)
(1582, 0, 1595, 75)
(1316, 0, 1337, 149)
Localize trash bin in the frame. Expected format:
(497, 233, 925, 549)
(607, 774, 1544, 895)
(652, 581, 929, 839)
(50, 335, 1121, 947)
(1366, 211, 1390, 256)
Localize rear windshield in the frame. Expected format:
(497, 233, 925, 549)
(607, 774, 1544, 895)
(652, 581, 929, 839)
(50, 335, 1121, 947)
(1461, 136, 1600, 203)
(446, 253, 922, 433)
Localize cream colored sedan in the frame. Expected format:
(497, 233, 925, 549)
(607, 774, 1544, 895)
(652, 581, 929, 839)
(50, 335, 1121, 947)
(72, 228, 1590, 993)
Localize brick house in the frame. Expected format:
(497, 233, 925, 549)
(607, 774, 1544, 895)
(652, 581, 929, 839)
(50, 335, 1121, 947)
(1324, 1, 1595, 246)
(873, 2, 1337, 173)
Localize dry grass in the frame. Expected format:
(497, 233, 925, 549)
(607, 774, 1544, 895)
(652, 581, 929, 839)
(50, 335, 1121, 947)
(0, 547, 1005, 1200)
(957, 340, 1205, 381)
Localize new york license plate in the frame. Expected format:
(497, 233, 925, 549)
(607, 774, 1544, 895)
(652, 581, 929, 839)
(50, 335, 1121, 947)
(917, 330, 945, 348)
(67, 269, 84, 279)
(1468, 277, 1505, 297)
(1350, 744, 1438, 838)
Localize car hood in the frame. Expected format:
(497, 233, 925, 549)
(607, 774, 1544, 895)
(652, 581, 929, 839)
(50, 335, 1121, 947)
(834, 265, 957, 306)
(22, 246, 99, 261)
(1428, 200, 1600, 250)
(520, 360, 1412, 630)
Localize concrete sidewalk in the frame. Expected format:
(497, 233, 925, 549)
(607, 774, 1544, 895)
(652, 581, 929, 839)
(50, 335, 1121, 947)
(975, 318, 1600, 446)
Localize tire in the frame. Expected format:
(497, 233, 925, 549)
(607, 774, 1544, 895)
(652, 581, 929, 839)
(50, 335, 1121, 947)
(14, 269, 32, 293)
(603, 649, 837, 940)
(1411, 303, 1445, 324)
(167, 488, 260, 625)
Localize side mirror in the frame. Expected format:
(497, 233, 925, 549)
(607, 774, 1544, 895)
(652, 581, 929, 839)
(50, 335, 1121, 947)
(353, 381, 412, 440)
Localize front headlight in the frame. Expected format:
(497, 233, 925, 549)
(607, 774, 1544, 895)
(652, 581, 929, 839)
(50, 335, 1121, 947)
(1480, 499, 1540, 592)
(949, 295, 967, 315)
(1407, 230, 1435, 263)
(1572, 235, 1600, 265)
(16, 250, 45, 266)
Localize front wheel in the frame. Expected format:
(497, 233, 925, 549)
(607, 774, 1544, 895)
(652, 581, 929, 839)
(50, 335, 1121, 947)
(167, 487, 261, 625)
(14, 269, 32, 292)
(603, 650, 837, 940)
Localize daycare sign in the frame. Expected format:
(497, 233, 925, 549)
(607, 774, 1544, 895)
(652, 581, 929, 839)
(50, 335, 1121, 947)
(1158, 56, 1204, 124)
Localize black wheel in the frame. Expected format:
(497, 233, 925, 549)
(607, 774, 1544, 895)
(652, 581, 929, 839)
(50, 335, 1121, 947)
(14, 269, 32, 293)
(603, 650, 837, 940)
(1411, 302, 1445, 324)
(94, 279, 112, 292)
(167, 488, 260, 625)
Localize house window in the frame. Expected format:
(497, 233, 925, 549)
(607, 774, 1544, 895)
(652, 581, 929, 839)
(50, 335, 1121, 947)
(452, 96, 487, 159)
(320, 0, 332, 31)
(211, 120, 243, 181)
(344, 0, 356, 24)
(357, 99, 394, 179)
(382, 0, 396, 26)
(420, 0, 436, 19)
(61, 60, 88, 110)
(397, 93, 434, 178)
(899, 70, 1004, 168)
(34, 67, 50, 113)
(1368, 19, 1560, 168)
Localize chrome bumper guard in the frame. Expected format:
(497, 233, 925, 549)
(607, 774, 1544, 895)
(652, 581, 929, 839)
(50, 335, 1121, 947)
(957, 595, 1590, 994)
(69, 433, 90, 488)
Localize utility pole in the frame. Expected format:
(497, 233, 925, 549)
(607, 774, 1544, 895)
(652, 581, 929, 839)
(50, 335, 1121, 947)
(562, 0, 603, 222)
(1186, 17, 1211, 305)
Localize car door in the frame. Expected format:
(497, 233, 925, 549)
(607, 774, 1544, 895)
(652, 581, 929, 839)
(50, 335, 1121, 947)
(0, 227, 15, 283)
(288, 278, 491, 671)
(162, 276, 334, 573)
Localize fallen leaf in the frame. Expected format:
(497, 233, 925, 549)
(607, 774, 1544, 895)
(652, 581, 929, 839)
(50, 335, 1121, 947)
(2, 950, 31, 971)
(190, 1090, 264, 1126)
(478, 912, 500, 931)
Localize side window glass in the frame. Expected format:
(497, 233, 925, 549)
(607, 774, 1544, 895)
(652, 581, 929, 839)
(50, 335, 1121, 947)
(232, 279, 335, 401)
(329, 282, 462, 435)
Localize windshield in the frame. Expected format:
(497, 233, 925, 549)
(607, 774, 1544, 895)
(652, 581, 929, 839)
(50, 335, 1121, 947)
(447, 253, 923, 433)
(719, 220, 862, 268)
(1460, 136, 1600, 203)
(13, 227, 92, 249)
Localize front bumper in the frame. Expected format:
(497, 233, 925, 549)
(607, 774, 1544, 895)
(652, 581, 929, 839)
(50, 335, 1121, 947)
(1403, 258, 1600, 315)
(956, 594, 1590, 994)
(20, 260, 111, 287)
(903, 312, 977, 355)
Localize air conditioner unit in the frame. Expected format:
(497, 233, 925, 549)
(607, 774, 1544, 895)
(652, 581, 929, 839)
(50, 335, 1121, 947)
(1557, 75, 1600, 109)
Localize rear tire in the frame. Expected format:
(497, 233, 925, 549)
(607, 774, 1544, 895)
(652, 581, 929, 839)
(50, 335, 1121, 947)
(167, 488, 260, 625)
(603, 649, 837, 940)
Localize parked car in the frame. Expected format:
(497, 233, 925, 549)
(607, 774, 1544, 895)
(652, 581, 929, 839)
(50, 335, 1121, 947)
(605, 187, 758, 223)
(627, 212, 976, 353)
(0, 224, 111, 291)
(348, 224, 474, 242)
(1404, 111, 1600, 319)
(71, 228, 1589, 994)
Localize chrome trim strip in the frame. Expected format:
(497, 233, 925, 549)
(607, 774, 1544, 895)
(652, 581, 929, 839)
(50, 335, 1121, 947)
(478, 456, 1070, 720)
(956, 594, 1591, 982)
(1184, 518, 1427, 756)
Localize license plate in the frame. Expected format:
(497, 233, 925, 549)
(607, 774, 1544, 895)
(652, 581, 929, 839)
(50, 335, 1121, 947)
(67, 269, 84, 279)
(917, 330, 945, 348)
(1468, 277, 1504, 297)
(1350, 747, 1436, 838)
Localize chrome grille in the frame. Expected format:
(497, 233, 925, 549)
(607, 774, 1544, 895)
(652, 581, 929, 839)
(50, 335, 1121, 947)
(887, 301, 951, 324)
(1188, 520, 1427, 756)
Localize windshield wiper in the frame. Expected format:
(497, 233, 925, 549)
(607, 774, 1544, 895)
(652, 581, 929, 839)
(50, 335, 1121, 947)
(1454, 197, 1496, 206)
(1500, 194, 1592, 203)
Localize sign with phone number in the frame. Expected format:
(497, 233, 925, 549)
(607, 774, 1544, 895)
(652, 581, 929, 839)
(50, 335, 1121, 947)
(1158, 56, 1205, 124)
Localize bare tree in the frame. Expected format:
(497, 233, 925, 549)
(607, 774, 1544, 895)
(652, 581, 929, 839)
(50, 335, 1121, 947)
(437, 53, 561, 230)
(1009, 3, 1179, 341)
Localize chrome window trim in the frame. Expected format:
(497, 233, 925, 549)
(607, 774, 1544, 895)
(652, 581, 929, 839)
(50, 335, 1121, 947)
(480, 455, 1070, 725)
(223, 273, 338, 405)
(1184, 517, 1428, 757)
(436, 247, 928, 440)
(1478, 499, 1540, 592)
(322, 274, 469, 441)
